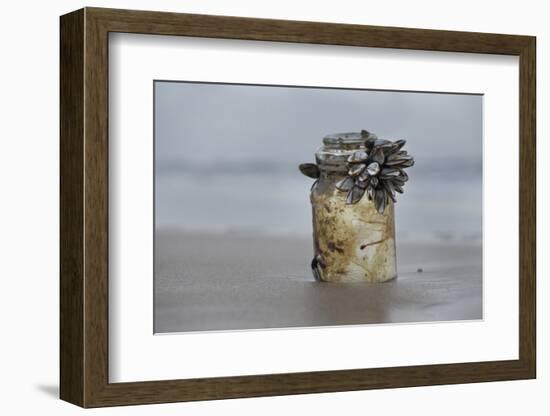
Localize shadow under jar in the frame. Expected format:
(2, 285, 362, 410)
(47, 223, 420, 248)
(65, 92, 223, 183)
(300, 131, 414, 283)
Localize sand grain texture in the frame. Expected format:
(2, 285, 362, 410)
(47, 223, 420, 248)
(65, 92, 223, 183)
(154, 230, 482, 333)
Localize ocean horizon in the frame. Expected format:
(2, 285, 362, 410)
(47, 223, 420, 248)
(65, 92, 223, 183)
(155, 156, 482, 243)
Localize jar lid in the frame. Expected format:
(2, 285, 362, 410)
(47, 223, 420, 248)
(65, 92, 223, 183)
(316, 131, 377, 170)
(322, 132, 365, 147)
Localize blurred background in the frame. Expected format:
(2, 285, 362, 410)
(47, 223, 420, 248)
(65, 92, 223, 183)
(155, 81, 482, 243)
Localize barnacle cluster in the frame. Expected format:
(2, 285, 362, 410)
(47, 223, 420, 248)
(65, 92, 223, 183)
(335, 130, 414, 213)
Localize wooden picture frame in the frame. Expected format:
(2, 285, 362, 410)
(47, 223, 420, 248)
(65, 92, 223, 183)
(60, 7, 536, 408)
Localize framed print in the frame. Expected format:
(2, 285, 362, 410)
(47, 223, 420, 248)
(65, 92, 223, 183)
(60, 7, 536, 408)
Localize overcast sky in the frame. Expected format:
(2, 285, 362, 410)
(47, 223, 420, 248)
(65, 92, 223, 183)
(155, 81, 482, 168)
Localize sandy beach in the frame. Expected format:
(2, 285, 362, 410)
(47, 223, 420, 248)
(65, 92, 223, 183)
(154, 230, 482, 333)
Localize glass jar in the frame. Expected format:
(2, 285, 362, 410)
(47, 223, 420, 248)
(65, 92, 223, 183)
(303, 132, 399, 283)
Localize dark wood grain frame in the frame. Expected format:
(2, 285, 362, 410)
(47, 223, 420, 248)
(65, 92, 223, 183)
(60, 7, 536, 408)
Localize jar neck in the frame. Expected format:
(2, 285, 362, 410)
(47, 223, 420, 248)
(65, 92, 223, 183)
(317, 163, 348, 175)
(315, 146, 366, 174)
(315, 131, 372, 175)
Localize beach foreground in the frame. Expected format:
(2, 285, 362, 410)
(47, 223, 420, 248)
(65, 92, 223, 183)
(154, 230, 482, 333)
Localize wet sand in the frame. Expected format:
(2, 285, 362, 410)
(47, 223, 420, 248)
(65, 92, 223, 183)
(154, 230, 482, 333)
